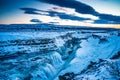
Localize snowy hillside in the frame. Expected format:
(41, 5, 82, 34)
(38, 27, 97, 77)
(0, 24, 120, 80)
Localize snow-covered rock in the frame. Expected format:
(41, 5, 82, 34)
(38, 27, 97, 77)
(0, 24, 120, 80)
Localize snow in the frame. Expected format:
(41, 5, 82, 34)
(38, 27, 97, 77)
(0, 24, 120, 80)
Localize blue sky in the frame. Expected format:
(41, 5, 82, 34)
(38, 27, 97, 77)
(0, 0, 120, 28)
(79, 0, 120, 16)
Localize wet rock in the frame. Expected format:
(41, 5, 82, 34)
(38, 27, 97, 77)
(59, 72, 75, 80)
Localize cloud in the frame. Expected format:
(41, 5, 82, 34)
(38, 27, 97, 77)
(20, 8, 40, 14)
(44, 10, 91, 21)
(49, 22, 59, 24)
(97, 14, 120, 23)
(94, 19, 110, 24)
(30, 19, 42, 23)
(37, 0, 98, 15)
(94, 14, 120, 24)
(20, 0, 120, 24)
(37, 0, 120, 24)
(94, 19, 120, 24)
(20, 7, 92, 22)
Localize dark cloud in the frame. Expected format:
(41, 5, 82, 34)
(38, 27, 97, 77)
(97, 14, 120, 23)
(20, 7, 91, 21)
(37, 0, 98, 15)
(20, 8, 40, 14)
(94, 14, 120, 24)
(49, 22, 59, 24)
(37, 0, 120, 24)
(30, 19, 42, 23)
(44, 10, 91, 21)
(94, 19, 120, 24)
(94, 19, 110, 24)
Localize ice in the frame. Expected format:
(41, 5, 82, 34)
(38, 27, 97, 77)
(0, 24, 120, 80)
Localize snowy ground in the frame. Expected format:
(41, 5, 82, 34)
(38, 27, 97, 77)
(0, 24, 120, 80)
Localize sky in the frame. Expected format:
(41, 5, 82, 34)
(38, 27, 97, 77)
(0, 0, 120, 28)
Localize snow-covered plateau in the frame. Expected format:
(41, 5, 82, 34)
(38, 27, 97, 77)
(0, 24, 120, 80)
